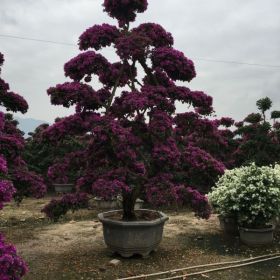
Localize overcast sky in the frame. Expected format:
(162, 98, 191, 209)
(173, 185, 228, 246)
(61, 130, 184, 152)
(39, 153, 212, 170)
(1, 0, 280, 123)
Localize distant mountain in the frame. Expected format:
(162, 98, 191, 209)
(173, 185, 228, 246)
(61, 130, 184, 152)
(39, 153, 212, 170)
(15, 117, 48, 136)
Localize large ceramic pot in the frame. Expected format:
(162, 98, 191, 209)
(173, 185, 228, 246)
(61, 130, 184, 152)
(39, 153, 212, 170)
(93, 197, 119, 209)
(98, 209, 169, 258)
(239, 225, 275, 246)
(218, 215, 239, 235)
(53, 183, 74, 194)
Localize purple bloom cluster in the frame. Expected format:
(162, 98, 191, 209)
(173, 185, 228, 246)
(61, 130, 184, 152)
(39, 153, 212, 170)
(103, 0, 148, 27)
(152, 138, 180, 167)
(79, 23, 120, 51)
(0, 180, 16, 210)
(0, 54, 28, 113)
(219, 117, 235, 127)
(141, 85, 175, 113)
(92, 179, 130, 200)
(42, 193, 89, 221)
(133, 23, 174, 48)
(43, 113, 102, 141)
(0, 78, 9, 92)
(0, 91, 28, 114)
(0, 155, 8, 174)
(12, 169, 46, 201)
(151, 47, 196, 82)
(112, 90, 147, 116)
(145, 68, 175, 87)
(235, 121, 244, 128)
(0, 134, 25, 158)
(115, 33, 151, 60)
(145, 174, 184, 206)
(47, 156, 74, 184)
(99, 62, 137, 88)
(182, 145, 226, 188)
(185, 187, 211, 219)
(48, 82, 110, 111)
(64, 51, 110, 81)
(0, 234, 28, 280)
(168, 86, 213, 114)
(149, 110, 173, 137)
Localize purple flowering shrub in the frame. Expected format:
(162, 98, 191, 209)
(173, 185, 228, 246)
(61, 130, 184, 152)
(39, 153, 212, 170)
(43, 0, 234, 221)
(0, 234, 28, 280)
(0, 55, 46, 202)
(0, 52, 47, 279)
(41, 193, 89, 222)
(0, 180, 16, 210)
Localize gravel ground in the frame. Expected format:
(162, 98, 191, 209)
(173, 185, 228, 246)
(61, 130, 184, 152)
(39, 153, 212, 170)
(0, 197, 279, 280)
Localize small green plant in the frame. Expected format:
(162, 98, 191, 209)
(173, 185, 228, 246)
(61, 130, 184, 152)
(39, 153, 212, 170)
(208, 163, 280, 228)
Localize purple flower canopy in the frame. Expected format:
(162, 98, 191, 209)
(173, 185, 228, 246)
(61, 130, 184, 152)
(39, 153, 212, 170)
(44, 0, 236, 220)
(0, 51, 46, 279)
(0, 234, 28, 279)
(103, 0, 148, 27)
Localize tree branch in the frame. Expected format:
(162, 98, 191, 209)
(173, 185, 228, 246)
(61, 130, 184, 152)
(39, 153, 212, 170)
(106, 65, 125, 113)
(138, 59, 159, 86)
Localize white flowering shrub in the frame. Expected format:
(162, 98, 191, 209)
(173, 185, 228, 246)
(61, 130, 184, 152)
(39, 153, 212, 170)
(208, 163, 280, 228)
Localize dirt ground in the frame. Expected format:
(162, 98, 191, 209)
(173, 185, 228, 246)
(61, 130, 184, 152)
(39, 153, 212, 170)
(0, 197, 280, 280)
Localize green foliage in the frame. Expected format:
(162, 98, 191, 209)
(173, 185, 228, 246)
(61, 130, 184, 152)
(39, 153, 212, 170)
(243, 113, 262, 124)
(235, 97, 280, 166)
(271, 110, 280, 119)
(256, 97, 272, 114)
(209, 163, 280, 227)
(23, 123, 85, 182)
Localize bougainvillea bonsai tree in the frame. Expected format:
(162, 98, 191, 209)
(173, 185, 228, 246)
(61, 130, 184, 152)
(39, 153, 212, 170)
(42, 0, 234, 221)
(234, 97, 280, 166)
(0, 52, 46, 279)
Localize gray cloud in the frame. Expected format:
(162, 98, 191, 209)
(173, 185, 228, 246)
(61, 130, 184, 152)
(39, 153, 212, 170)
(1, 0, 280, 123)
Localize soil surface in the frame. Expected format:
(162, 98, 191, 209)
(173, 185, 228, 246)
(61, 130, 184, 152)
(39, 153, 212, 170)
(103, 209, 161, 221)
(0, 196, 280, 280)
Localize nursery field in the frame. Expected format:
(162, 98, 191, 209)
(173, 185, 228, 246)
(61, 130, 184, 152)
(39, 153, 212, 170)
(1, 197, 280, 280)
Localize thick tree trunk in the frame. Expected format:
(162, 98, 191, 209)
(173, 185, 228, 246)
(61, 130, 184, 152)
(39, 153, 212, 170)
(122, 187, 139, 221)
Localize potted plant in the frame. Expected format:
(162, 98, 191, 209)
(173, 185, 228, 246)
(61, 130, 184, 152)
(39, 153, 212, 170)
(48, 161, 78, 194)
(209, 163, 280, 244)
(208, 170, 240, 235)
(41, 0, 232, 258)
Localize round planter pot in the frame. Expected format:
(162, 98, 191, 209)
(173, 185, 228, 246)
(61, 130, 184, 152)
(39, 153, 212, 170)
(53, 183, 74, 194)
(218, 215, 239, 235)
(239, 225, 275, 246)
(93, 198, 119, 210)
(98, 209, 169, 258)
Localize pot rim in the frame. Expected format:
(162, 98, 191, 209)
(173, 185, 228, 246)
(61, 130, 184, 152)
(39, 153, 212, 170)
(239, 224, 275, 232)
(53, 183, 74, 186)
(94, 197, 117, 201)
(98, 209, 169, 227)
